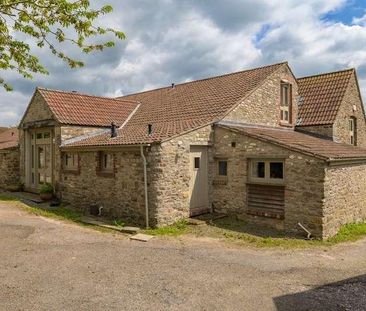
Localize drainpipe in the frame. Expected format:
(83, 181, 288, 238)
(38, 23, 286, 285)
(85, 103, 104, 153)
(140, 145, 149, 228)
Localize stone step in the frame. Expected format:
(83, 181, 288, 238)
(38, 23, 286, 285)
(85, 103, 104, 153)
(130, 233, 154, 242)
(120, 226, 140, 234)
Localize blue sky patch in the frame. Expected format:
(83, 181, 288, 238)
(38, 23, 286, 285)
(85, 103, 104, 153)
(322, 0, 366, 24)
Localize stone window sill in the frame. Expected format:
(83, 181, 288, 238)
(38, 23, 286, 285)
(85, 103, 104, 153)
(279, 122, 293, 128)
(96, 171, 115, 178)
(62, 169, 80, 175)
(213, 178, 228, 185)
(246, 209, 284, 220)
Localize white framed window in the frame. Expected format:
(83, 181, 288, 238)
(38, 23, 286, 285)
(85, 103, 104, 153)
(280, 82, 292, 123)
(249, 159, 284, 184)
(62, 153, 79, 171)
(349, 117, 357, 146)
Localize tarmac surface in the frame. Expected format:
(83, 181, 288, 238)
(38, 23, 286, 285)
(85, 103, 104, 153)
(1, 202, 366, 311)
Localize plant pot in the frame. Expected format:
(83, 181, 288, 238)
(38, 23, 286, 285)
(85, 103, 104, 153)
(40, 193, 53, 201)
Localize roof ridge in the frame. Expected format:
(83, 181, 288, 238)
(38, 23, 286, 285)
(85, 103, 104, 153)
(298, 68, 354, 80)
(118, 61, 288, 98)
(37, 87, 139, 104)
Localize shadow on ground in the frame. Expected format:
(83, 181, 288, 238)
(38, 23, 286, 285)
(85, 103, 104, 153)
(194, 214, 305, 239)
(273, 274, 366, 311)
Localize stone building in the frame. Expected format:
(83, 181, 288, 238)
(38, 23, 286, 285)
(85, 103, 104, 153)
(3, 61, 366, 238)
(0, 128, 20, 190)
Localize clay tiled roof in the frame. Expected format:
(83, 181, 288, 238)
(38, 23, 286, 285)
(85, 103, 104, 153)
(38, 88, 140, 127)
(0, 128, 19, 150)
(64, 62, 286, 147)
(219, 123, 366, 161)
(297, 69, 354, 126)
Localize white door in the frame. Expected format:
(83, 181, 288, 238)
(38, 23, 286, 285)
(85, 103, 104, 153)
(189, 146, 209, 216)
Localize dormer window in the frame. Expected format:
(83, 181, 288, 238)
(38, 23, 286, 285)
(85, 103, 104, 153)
(280, 82, 292, 124)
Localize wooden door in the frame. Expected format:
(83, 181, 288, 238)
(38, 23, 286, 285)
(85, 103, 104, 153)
(189, 146, 209, 216)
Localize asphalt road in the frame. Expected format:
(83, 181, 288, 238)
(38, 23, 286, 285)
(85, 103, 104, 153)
(1, 202, 366, 311)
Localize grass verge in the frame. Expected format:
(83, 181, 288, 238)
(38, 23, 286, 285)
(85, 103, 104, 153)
(144, 216, 366, 248)
(2, 194, 366, 248)
(0, 194, 111, 233)
(143, 220, 189, 236)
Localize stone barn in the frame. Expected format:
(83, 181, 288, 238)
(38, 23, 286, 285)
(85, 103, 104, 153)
(8, 61, 366, 238)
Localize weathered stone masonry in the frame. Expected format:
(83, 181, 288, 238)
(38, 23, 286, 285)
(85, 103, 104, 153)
(60, 148, 146, 224)
(212, 127, 325, 237)
(323, 163, 366, 238)
(0, 148, 20, 190)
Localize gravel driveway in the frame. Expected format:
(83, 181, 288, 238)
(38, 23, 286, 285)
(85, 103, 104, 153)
(1, 202, 366, 311)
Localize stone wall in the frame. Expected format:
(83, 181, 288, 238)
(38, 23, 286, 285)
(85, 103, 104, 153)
(295, 125, 333, 140)
(212, 127, 326, 237)
(333, 73, 366, 147)
(224, 64, 298, 128)
(60, 126, 105, 141)
(0, 148, 20, 190)
(60, 148, 146, 224)
(323, 163, 366, 238)
(147, 125, 214, 226)
(54, 126, 105, 193)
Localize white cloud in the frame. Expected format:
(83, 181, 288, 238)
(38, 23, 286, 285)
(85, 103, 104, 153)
(1, 0, 366, 125)
(352, 11, 366, 26)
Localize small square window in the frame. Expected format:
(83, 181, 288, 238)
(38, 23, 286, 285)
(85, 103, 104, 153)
(36, 133, 43, 139)
(194, 157, 200, 169)
(44, 132, 51, 139)
(218, 161, 228, 176)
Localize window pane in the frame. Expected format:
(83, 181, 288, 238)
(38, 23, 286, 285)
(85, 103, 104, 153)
(36, 133, 43, 139)
(218, 161, 227, 176)
(44, 132, 50, 139)
(270, 162, 283, 179)
(38, 147, 44, 168)
(194, 157, 200, 169)
(281, 84, 289, 107)
(253, 162, 265, 178)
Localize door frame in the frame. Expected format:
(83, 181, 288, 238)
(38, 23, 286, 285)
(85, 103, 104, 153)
(24, 128, 54, 192)
(189, 145, 210, 217)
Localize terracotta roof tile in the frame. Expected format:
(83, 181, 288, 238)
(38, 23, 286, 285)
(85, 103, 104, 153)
(0, 128, 19, 150)
(297, 69, 354, 126)
(64, 62, 286, 147)
(219, 123, 366, 160)
(38, 88, 140, 127)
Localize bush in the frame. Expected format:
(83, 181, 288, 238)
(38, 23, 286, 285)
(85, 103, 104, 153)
(39, 183, 54, 194)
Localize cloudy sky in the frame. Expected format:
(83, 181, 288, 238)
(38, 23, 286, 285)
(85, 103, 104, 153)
(1, 0, 366, 126)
